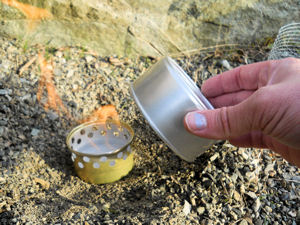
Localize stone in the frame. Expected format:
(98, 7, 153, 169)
(20, 94, 32, 102)
(31, 128, 40, 136)
(67, 70, 74, 78)
(85, 55, 94, 63)
(34, 177, 50, 190)
(252, 198, 261, 212)
(239, 219, 248, 225)
(210, 152, 219, 162)
(0, 89, 12, 95)
(48, 111, 59, 121)
(246, 191, 257, 199)
(230, 211, 238, 220)
(265, 206, 272, 213)
(288, 210, 297, 218)
(291, 176, 300, 182)
(0, 126, 5, 136)
(19, 78, 30, 84)
(53, 68, 62, 76)
(197, 207, 205, 215)
(220, 59, 231, 70)
(233, 190, 242, 202)
(0, 177, 5, 184)
(183, 200, 191, 216)
(281, 193, 290, 201)
(264, 163, 275, 176)
(255, 219, 264, 225)
(1, 0, 299, 57)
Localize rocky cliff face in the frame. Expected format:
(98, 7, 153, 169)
(0, 0, 299, 57)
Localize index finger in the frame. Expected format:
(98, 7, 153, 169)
(202, 60, 272, 98)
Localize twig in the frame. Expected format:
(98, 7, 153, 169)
(273, 179, 300, 184)
(19, 56, 37, 76)
(170, 43, 241, 58)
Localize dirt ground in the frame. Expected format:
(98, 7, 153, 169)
(0, 36, 299, 224)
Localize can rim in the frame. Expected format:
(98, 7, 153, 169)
(66, 120, 134, 157)
(165, 57, 214, 111)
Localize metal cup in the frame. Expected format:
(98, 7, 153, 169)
(130, 56, 215, 162)
(66, 120, 134, 184)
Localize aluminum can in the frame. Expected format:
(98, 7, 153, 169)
(131, 57, 215, 162)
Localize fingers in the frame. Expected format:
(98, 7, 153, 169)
(209, 90, 254, 108)
(202, 60, 273, 98)
(184, 98, 255, 140)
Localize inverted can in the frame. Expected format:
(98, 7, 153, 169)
(130, 56, 215, 162)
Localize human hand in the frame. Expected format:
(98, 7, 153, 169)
(184, 57, 300, 167)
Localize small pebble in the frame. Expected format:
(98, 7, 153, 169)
(85, 55, 94, 63)
(31, 128, 40, 136)
(197, 207, 205, 215)
(0, 89, 12, 95)
(221, 59, 231, 70)
(239, 219, 248, 225)
(246, 191, 257, 199)
(183, 200, 191, 216)
(265, 206, 272, 213)
(288, 210, 297, 217)
(253, 198, 261, 212)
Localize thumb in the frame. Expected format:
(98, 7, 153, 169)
(184, 101, 256, 140)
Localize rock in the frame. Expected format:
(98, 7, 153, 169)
(281, 193, 290, 201)
(20, 94, 32, 102)
(197, 207, 205, 215)
(0, 60, 11, 72)
(254, 219, 264, 225)
(85, 55, 94, 63)
(220, 59, 231, 70)
(233, 190, 242, 202)
(239, 219, 248, 225)
(291, 176, 300, 182)
(19, 78, 30, 84)
(231, 173, 238, 183)
(245, 171, 257, 183)
(252, 198, 261, 212)
(0, 201, 7, 209)
(265, 206, 272, 213)
(267, 178, 276, 187)
(230, 211, 238, 220)
(48, 111, 59, 121)
(0, 177, 6, 184)
(210, 152, 219, 162)
(0, 126, 5, 136)
(67, 70, 75, 78)
(0, 1, 299, 57)
(183, 200, 191, 216)
(55, 51, 63, 58)
(0, 89, 12, 95)
(246, 191, 257, 199)
(31, 128, 40, 136)
(34, 177, 50, 190)
(288, 210, 297, 218)
(53, 68, 62, 76)
(264, 163, 275, 176)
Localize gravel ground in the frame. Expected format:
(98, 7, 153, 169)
(0, 36, 299, 225)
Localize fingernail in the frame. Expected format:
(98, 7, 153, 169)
(185, 112, 207, 131)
